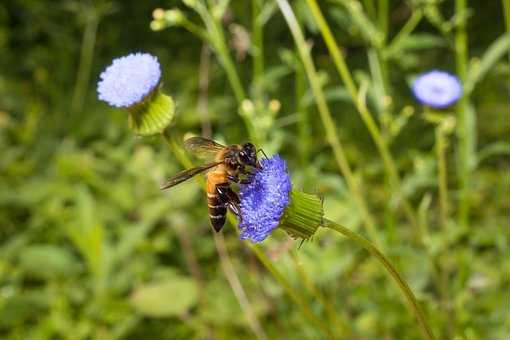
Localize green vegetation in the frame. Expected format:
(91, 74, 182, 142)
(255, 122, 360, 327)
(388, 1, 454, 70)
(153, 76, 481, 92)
(1, 0, 509, 339)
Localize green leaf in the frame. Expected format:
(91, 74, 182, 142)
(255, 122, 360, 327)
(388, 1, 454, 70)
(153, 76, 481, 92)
(465, 33, 510, 93)
(18, 245, 80, 280)
(130, 276, 198, 317)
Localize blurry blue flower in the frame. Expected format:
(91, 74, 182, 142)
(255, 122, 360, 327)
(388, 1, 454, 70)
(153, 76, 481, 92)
(239, 155, 292, 243)
(97, 52, 161, 108)
(412, 70, 462, 109)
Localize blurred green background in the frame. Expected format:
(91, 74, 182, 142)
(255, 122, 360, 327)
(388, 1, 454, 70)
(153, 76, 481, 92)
(1, 0, 510, 339)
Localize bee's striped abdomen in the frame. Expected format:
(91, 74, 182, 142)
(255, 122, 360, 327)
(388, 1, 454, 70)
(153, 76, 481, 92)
(206, 171, 227, 232)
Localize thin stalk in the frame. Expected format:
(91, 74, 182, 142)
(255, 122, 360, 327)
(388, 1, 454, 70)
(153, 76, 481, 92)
(195, 2, 246, 104)
(251, 244, 333, 338)
(435, 127, 449, 231)
(198, 44, 212, 138)
(376, 0, 390, 120)
(252, 0, 265, 98)
(434, 125, 454, 338)
(295, 59, 310, 165)
(361, 0, 376, 20)
(290, 252, 358, 338)
(192, 2, 259, 144)
(322, 219, 436, 340)
(181, 18, 209, 41)
(214, 233, 268, 340)
(71, 8, 98, 117)
(378, 0, 389, 39)
(454, 0, 471, 228)
(503, 0, 510, 63)
(305, 0, 420, 234)
(385, 10, 423, 56)
(161, 130, 329, 338)
(276, 0, 381, 246)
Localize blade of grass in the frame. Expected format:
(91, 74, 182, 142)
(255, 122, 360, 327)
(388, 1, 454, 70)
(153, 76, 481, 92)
(71, 6, 98, 117)
(503, 0, 510, 63)
(305, 0, 420, 234)
(465, 33, 510, 93)
(454, 0, 473, 228)
(276, 0, 382, 247)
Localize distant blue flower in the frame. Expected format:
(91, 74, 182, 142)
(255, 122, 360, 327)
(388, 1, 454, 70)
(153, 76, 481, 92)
(412, 70, 462, 109)
(239, 155, 292, 243)
(97, 52, 161, 108)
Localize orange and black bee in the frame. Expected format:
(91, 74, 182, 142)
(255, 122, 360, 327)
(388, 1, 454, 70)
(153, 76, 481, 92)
(161, 137, 259, 232)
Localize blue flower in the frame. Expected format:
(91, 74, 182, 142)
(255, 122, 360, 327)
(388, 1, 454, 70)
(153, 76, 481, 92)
(412, 70, 462, 109)
(97, 52, 161, 108)
(239, 155, 292, 243)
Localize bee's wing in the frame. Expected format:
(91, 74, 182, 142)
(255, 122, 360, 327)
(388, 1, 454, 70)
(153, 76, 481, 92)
(160, 162, 221, 190)
(184, 137, 226, 160)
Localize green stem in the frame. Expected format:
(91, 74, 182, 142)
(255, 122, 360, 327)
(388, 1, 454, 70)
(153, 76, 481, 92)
(192, 2, 259, 145)
(161, 130, 330, 338)
(385, 10, 423, 57)
(252, 0, 264, 98)
(276, 0, 382, 246)
(251, 245, 333, 338)
(435, 127, 449, 231)
(295, 58, 310, 165)
(454, 0, 471, 228)
(305, 0, 419, 233)
(361, 0, 376, 20)
(71, 8, 98, 117)
(323, 219, 436, 340)
(503, 0, 510, 63)
(181, 18, 209, 41)
(290, 252, 358, 338)
(434, 124, 454, 338)
(195, 2, 246, 104)
(378, 0, 389, 40)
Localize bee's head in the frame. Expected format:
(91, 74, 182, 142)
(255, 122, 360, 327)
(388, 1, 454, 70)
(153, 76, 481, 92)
(239, 143, 257, 167)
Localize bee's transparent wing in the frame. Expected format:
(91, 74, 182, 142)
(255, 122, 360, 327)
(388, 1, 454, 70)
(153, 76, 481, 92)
(184, 137, 226, 160)
(160, 162, 221, 190)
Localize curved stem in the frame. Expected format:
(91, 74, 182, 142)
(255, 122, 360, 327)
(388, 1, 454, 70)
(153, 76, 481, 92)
(322, 218, 436, 340)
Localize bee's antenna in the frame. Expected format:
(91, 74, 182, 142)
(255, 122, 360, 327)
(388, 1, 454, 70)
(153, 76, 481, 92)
(257, 148, 268, 159)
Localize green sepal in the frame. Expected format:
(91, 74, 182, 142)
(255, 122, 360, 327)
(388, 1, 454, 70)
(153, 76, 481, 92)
(127, 88, 175, 136)
(280, 190, 323, 240)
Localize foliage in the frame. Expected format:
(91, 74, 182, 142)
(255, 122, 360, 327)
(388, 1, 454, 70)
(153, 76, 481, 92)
(1, 0, 510, 339)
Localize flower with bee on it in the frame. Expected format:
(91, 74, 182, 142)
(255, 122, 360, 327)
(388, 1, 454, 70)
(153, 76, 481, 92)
(238, 155, 323, 243)
(97, 52, 175, 136)
(412, 70, 462, 109)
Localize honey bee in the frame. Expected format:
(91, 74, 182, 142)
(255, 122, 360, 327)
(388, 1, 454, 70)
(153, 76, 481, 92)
(161, 137, 259, 232)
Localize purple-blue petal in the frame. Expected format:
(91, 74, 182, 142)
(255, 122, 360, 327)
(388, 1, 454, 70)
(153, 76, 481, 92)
(239, 155, 291, 243)
(97, 52, 161, 108)
(412, 70, 462, 109)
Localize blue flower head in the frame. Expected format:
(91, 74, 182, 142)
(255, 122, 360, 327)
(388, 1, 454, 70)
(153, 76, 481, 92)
(412, 70, 462, 109)
(239, 155, 292, 243)
(97, 52, 161, 108)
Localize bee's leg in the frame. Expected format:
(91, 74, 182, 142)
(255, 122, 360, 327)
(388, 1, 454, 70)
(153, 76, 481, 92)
(216, 185, 241, 219)
(227, 174, 240, 183)
(257, 148, 268, 159)
(239, 174, 254, 184)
